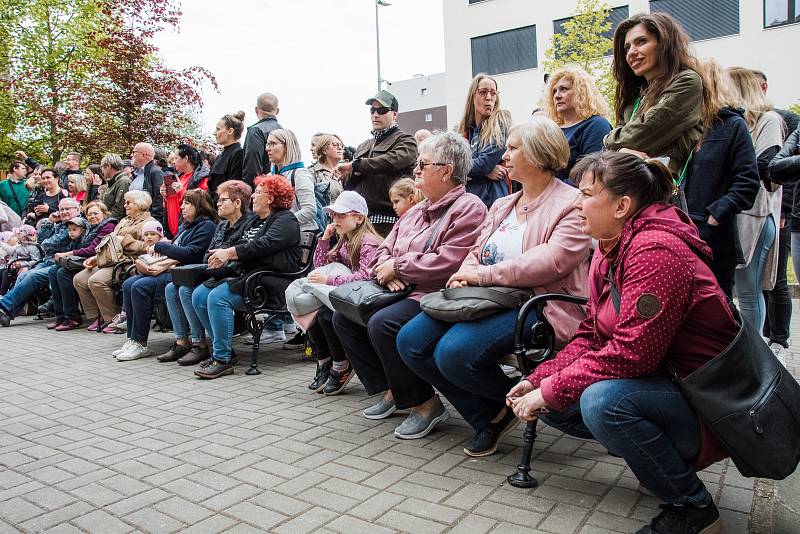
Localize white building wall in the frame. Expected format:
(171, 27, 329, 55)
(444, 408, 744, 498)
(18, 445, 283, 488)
(388, 73, 448, 112)
(443, 0, 800, 128)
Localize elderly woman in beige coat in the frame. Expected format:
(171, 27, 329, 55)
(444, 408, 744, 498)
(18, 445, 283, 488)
(73, 190, 155, 331)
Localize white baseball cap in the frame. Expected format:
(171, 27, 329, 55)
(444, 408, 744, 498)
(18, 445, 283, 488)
(324, 190, 369, 216)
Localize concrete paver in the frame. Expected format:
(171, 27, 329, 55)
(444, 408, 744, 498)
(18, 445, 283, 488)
(1, 310, 795, 533)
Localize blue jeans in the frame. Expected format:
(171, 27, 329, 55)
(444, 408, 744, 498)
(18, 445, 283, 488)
(192, 282, 243, 363)
(165, 282, 206, 343)
(122, 273, 171, 343)
(398, 308, 535, 430)
(735, 216, 776, 333)
(0, 264, 54, 317)
(49, 266, 81, 320)
(541, 377, 711, 507)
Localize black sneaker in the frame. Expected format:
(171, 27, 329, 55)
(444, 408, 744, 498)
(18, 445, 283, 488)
(282, 332, 306, 350)
(463, 408, 520, 457)
(0, 306, 11, 327)
(636, 502, 722, 534)
(323, 365, 354, 396)
(194, 359, 234, 379)
(308, 359, 332, 392)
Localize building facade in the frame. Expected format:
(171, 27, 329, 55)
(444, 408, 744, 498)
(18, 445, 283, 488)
(443, 0, 800, 127)
(389, 73, 449, 135)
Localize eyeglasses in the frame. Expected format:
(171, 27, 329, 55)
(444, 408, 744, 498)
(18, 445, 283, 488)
(370, 106, 392, 115)
(266, 141, 284, 147)
(415, 160, 448, 171)
(217, 197, 233, 204)
(476, 89, 499, 98)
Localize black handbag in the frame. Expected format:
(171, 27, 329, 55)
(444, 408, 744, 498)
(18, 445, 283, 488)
(608, 267, 800, 479)
(171, 263, 210, 287)
(666, 314, 800, 479)
(328, 281, 413, 327)
(420, 286, 532, 322)
(56, 255, 87, 272)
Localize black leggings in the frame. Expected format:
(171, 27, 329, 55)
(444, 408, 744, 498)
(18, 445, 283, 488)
(308, 307, 347, 362)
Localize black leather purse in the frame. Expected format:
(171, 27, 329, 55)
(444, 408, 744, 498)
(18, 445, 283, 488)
(329, 281, 413, 327)
(171, 263, 210, 287)
(609, 267, 800, 479)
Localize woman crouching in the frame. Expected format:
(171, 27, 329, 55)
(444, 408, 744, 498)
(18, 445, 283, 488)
(508, 151, 737, 533)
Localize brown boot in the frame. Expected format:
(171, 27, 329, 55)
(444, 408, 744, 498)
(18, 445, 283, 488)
(156, 341, 192, 362)
(177, 343, 210, 366)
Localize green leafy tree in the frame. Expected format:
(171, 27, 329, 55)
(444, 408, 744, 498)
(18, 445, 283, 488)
(542, 0, 616, 116)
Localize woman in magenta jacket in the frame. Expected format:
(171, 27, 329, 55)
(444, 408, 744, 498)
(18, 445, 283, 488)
(398, 117, 592, 458)
(509, 151, 738, 534)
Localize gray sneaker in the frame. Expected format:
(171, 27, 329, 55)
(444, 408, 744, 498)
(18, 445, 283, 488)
(394, 398, 449, 440)
(363, 396, 397, 420)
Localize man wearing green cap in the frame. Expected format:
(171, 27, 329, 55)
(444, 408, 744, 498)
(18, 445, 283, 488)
(335, 90, 417, 236)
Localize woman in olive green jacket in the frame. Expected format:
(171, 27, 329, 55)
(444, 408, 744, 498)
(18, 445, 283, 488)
(604, 12, 711, 177)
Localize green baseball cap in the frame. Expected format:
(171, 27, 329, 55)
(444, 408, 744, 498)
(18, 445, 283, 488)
(365, 90, 399, 111)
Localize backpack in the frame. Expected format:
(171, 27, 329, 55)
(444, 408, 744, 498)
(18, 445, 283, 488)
(289, 169, 328, 233)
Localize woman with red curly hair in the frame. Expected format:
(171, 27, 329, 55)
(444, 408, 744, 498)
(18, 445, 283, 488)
(191, 174, 302, 378)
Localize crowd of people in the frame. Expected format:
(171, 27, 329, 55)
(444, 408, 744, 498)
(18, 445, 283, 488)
(2, 11, 799, 534)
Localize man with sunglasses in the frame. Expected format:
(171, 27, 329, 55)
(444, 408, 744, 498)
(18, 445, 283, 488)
(336, 90, 417, 237)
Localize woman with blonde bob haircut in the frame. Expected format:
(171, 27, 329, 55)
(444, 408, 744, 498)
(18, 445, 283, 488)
(456, 73, 514, 208)
(398, 117, 591, 457)
(546, 67, 612, 183)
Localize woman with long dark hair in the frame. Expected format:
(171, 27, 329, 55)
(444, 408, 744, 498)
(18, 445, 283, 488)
(604, 13, 712, 177)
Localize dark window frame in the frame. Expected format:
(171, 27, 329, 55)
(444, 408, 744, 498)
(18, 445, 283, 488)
(470, 25, 538, 77)
(763, 0, 799, 28)
(649, 0, 740, 42)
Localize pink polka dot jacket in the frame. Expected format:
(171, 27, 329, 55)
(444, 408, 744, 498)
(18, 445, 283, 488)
(529, 203, 740, 469)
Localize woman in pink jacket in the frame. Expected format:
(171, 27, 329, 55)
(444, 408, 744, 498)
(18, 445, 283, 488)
(509, 151, 738, 534)
(333, 132, 487, 440)
(398, 117, 591, 457)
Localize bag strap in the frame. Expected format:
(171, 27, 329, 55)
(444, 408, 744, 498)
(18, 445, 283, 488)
(423, 203, 453, 253)
(608, 262, 621, 315)
(7, 181, 24, 213)
(443, 286, 528, 308)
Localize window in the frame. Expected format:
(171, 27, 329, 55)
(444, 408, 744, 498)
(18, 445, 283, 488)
(471, 25, 537, 77)
(764, 0, 799, 27)
(649, 0, 739, 41)
(421, 88, 428, 96)
(553, 5, 630, 41)
(425, 113, 433, 122)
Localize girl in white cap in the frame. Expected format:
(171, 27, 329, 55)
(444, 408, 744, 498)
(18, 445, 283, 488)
(303, 191, 383, 395)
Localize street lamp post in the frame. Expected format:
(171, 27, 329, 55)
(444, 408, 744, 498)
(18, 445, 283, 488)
(375, 0, 391, 91)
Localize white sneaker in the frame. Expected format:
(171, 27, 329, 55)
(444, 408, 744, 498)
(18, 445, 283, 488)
(243, 329, 286, 345)
(112, 339, 134, 357)
(770, 342, 788, 367)
(116, 341, 153, 361)
(283, 321, 298, 335)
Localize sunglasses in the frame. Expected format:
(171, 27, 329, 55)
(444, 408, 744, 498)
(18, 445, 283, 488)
(370, 106, 392, 116)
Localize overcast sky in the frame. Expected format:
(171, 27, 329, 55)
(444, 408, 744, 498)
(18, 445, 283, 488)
(155, 0, 445, 160)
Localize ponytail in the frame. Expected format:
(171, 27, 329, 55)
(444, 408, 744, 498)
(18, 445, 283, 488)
(571, 151, 673, 207)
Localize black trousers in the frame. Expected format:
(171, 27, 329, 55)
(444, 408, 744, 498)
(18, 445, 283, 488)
(333, 298, 434, 410)
(764, 223, 792, 346)
(696, 220, 737, 299)
(308, 307, 347, 362)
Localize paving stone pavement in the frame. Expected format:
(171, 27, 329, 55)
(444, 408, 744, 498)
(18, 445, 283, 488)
(0, 312, 793, 534)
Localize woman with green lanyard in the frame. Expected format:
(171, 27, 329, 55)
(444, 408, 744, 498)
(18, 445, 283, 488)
(604, 12, 712, 195)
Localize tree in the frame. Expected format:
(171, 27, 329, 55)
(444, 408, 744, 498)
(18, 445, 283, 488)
(542, 0, 616, 116)
(2, 0, 216, 166)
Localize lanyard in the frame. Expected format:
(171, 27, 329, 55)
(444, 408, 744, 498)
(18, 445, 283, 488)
(630, 97, 642, 119)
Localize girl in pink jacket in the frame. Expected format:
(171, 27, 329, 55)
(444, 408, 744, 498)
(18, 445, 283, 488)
(398, 117, 592, 458)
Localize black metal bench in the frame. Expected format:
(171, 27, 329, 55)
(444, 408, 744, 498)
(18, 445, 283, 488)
(504, 293, 589, 488)
(241, 231, 318, 375)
